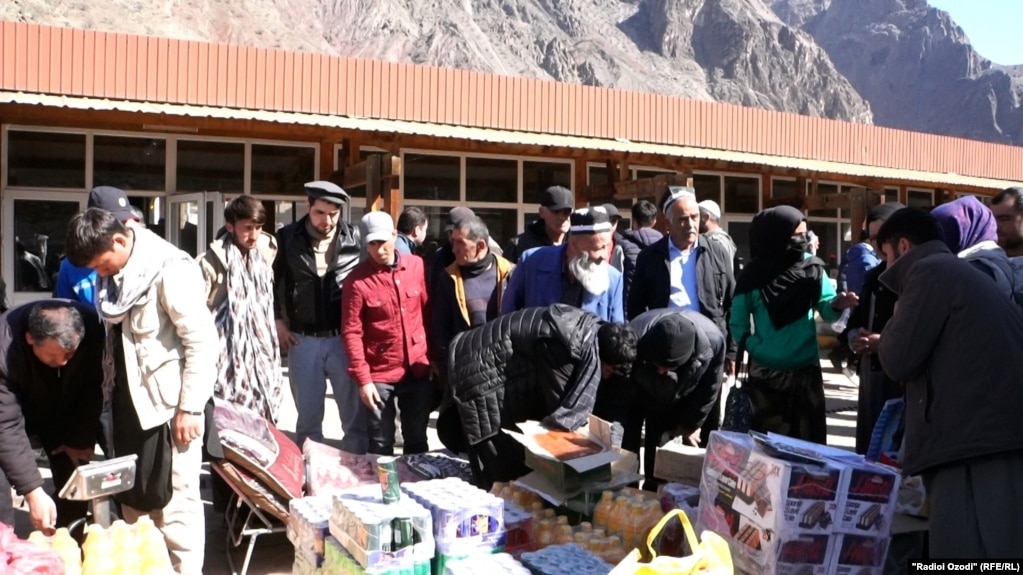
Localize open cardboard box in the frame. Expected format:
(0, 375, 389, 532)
(508, 415, 638, 506)
(653, 440, 706, 486)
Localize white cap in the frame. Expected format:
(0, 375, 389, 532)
(698, 200, 722, 220)
(362, 211, 395, 243)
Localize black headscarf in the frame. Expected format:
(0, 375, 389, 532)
(735, 205, 825, 328)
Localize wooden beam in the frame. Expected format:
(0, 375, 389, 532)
(574, 157, 589, 206)
(803, 193, 851, 210)
(761, 173, 771, 209)
(612, 173, 689, 200)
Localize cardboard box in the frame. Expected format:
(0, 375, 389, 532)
(834, 462, 899, 536)
(653, 442, 706, 485)
(508, 416, 630, 499)
(830, 533, 889, 575)
(697, 432, 845, 575)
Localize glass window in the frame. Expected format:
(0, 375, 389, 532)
(523, 161, 571, 205)
(884, 188, 899, 204)
(726, 221, 752, 270)
(692, 174, 721, 204)
(127, 196, 160, 229)
(261, 199, 313, 233)
(772, 179, 799, 199)
(809, 183, 839, 217)
(168, 199, 201, 258)
(588, 165, 609, 187)
(472, 207, 520, 249)
(251, 144, 316, 195)
(724, 176, 759, 214)
(177, 140, 244, 193)
(808, 220, 840, 273)
(6, 131, 86, 188)
(634, 169, 675, 180)
(12, 199, 81, 292)
(907, 189, 933, 209)
(466, 157, 517, 203)
(404, 154, 460, 201)
(93, 136, 166, 191)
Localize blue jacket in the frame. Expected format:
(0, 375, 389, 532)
(501, 244, 624, 322)
(53, 258, 97, 305)
(839, 242, 880, 295)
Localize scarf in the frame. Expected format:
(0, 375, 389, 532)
(96, 226, 193, 402)
(458, 252, 494, 279)
(735, 206, 823, 329)
(212, 236, 283, 422)
(931, 196, 998, 253)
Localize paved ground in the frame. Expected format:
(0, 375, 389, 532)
(11, 360, 860, 574)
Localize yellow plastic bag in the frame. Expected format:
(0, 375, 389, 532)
(610, 509, 733, 575)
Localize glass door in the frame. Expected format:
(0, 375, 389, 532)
(166, 193, 205, 258)
(1, 190, 87, 307)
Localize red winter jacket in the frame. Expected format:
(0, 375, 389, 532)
(342, 252, 430, 386)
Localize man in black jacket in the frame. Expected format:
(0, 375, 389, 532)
(616, 200, 663, 317)
(595, 308, 725, 490)
(445, 305, 637, 487)
(0, 300, 103, 531)
(504, 186, 574, 263)
(273, 181, 366, 451)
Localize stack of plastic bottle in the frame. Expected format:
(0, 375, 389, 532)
(328, 484, 434, 575)
(591, 490, 665, 552)
(443, 552, 531, 575)
(520, 543, 614, 575)
(401, 478, 506, 572)
(27, 528, 82, 575)
(81, 518, 173, 575)
(288, 496, 333, 570)
(501, 500, 533, 556)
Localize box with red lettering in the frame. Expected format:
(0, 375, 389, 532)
(830, 533, 889, 575)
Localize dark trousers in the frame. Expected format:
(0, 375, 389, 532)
(0, 443, 88, 529)
(924, 451, 1023, 558)
(467, 432, 530, 490)
(367, 377, 433, 456)
(621, 405, 680, 492)
(748, 361, 827, 444)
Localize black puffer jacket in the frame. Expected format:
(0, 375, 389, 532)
(273, 216, 362, 332)
(630, 308, 725, 431)
(448, 305, 603, 446)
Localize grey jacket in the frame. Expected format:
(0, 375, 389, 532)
(878, 240, 1023, 476)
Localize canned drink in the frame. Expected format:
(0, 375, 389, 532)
(378, 456, 401, 504)
(391, 517, 414, 551)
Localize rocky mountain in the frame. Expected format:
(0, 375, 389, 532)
(5, 0, 1022, 145)
(1, 0, 872, 124)
(770, 0, 1023, 145)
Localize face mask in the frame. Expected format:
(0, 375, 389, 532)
(788, 233, 809, 257)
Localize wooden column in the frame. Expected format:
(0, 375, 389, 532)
(898, 185, 908, 205)
(760, 173, 771, 209)
(574, 157, 589, 207)
(319, 139, 339, 180)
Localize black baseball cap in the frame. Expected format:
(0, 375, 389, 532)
(88, 186, 136, 222)
(541, 186, 574, 211)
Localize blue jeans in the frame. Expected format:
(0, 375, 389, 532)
(366, 377, 433, 456)
(288, 334, 368, 453)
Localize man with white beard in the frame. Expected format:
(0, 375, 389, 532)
(501, 207, 624, 322)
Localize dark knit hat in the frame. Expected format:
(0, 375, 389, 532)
(640, 315, 697, 370)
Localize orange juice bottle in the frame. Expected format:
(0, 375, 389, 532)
(556, 515, 569, 527)
(593, 528, 606, 539)
(589, 537, 608, 559)
(535, 518, 556, 549)
(606, 496, 630, 538)
(490, 481, 507, 497)
(577, 521, 593, 534)
(623, 502, 646, 548)
(605, 535, 628, 564)
(592, 491, 615, 529)
(555, 524, 574, 545)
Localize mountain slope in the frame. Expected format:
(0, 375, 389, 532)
(1, 0, 873, 125)
(770, 0, 1023, 144)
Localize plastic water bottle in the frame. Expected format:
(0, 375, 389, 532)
(831, 308, 851, 333)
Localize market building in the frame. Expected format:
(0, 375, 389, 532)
(2, 21, 1022, 306)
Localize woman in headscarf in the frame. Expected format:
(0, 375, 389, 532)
(931, 195, 1016, 301)
(730, 206, 858, 443)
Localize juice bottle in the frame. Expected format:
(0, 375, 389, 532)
(593, 528, 606, 539)
(534, 518, 556, 549)
(555, 515, 569, 527)
(623, 502, 645, 549)
(554, 524, 574, 545)
(577, 521, 593, 534)
(543, 509, 556, 521)
(588, 537, 607, 559)
(641, 501, 664, 545)
(490, 481, 507, 497)
(592, 491, 614, 529)
(606, 496, 630, 538)
(573, 532, 589, 546)
(605, 535, 628, 564)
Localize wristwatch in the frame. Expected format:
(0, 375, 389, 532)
(178, 409, 204, 416)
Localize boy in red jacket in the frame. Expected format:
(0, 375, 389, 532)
(342, 211, 432, 455)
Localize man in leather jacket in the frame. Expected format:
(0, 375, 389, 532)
(273, 181, 366, 451)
